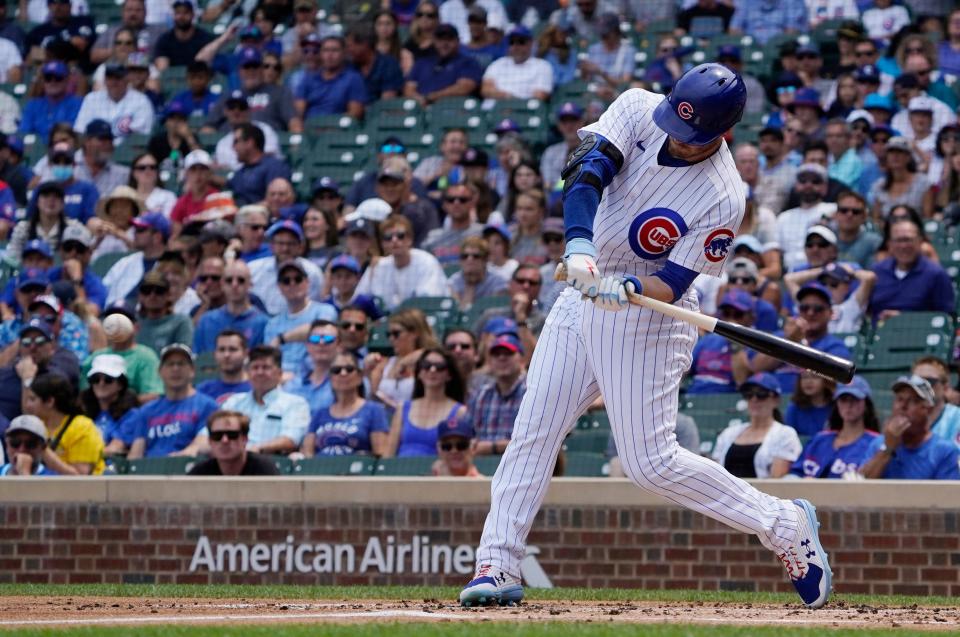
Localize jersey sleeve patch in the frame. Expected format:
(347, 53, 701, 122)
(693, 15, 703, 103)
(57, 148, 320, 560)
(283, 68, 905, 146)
(628, 207, 689, 260)
(702, 228, 735, 263)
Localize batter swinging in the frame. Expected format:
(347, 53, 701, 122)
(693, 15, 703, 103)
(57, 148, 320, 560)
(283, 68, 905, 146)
(460, 64, 832, 609)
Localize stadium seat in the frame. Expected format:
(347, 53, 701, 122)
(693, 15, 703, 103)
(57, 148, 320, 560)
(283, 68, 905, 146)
(562, 452, 609, 477)
(292, 456, 376, 476)
(397, 296, 461, 325)
(575, 410, 610, 431)
(562, 430, 609, 454)
(861, 312, 954, 371)
(270, 456, 293, 475)
(473, 454, 502, 476)
(366, 321, 393, 355)
(90, 251, 130, 278)
(126, 456, 198, 476)
(374, 456, 437, 476)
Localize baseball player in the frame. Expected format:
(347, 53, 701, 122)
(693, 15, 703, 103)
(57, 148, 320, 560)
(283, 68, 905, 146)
(460, 64, 832, 609)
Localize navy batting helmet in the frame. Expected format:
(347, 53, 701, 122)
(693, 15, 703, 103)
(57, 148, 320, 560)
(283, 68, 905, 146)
(653, 63, 747, 145)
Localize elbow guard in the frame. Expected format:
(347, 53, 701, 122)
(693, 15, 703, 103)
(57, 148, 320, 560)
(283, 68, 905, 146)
(653, 261, 700, 303)
(560, 133, 624, 198)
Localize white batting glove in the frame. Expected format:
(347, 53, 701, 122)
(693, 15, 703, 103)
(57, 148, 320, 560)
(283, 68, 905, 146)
(593, 275, 643, 312)
(564, 238, 600, 298)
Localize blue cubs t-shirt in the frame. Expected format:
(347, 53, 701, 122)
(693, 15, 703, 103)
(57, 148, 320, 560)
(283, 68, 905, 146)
(687, 333, 737, 394)
(864, 434, 960, 480)
(197, 379, 252, 405)
(135, 393, 219, 457)
(789, 430, 880, 479)
(308, 401, 389, 456)
(94, 408, 141, 446)
(785, 403, 832, 438)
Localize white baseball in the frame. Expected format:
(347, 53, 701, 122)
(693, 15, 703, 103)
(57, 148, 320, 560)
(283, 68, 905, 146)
(102, 314, 134, 340)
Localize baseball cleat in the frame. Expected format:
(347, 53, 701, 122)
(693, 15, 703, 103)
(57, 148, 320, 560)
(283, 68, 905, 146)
(778, 498, 832, 609)
(459, 564, 524, 607)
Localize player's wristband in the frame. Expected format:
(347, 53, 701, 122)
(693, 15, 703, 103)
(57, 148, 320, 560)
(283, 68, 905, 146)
(564, 238, 597, 259)
(623, 275, 643, 297)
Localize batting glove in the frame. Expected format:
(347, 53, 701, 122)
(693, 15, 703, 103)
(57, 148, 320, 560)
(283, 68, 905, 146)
(564, 238, 600, 298)
(593, 275, 643, 312)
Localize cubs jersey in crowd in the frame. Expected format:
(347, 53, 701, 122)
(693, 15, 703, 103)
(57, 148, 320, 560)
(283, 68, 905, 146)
(134, 393, 219, 457)
(788, 430, 880, 479)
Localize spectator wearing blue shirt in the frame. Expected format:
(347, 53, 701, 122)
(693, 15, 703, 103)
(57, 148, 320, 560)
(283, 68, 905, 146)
(194, 260, 268, 354)
(264, 261, 338, 373)
(750, 283, 852, 394)
(789, 376, 881, 479)
(47, 224, 108, 312)
(196, 330, 252, 405)
(284, 320, 338, 413)
(19, 61, 82, 141)
(345, 23, 403, 101)
(1, 415, 55, 476)
(127, 344, 218, 458)
(79, 353, 141, 455)
(785, 371, 834, 438)
(226, 123, 292, 206)
(579, 14, 635, 95)
(870, 218, 955, 321)
(167, 60, 218, 117)
(724, 257, 779, 332)
(462, 6, 504, 71)
(293, 35, 367, 120)
(912, 357, 960, 451)
(33, 144, 100, 223)
(728, 0, 808, 45)
(861, 375, 960, 480)
(302, 350, 389, 457)
(404, 23, 481, 106)
(687, 290, 756, 395)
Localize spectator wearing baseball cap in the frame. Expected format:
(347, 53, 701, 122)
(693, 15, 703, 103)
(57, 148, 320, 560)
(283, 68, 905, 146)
(686, 289, 756, 395)
(247, 219, 326, 316)
(1, 415, 56, 476)
(541, 102, 584, 192)
(711, 373, 801, 479)
(135, 270, 193, 356)
(165, 60, 217, 120)
(343, 137, 431, 208)
(785, 261, 876, 335)
(405, 22, 482, 106)
(20, 60, 82, 141)
(482, 223, 518, 282)
(720, 257, 779, 331)
(127, 343, 218, 459)
(80, 302, 163, 402)
(860, 375, 960, 480)
(73, 62, 155, 144)
(101, 210, 171, 307)
(146, 100, 199, 175)
(153, 0, 214, 70)
(432, 414, 482, 477)
(46, 224, 107, 312)
(25, 290, 90, 363)
(481, 25, 553, 100)
(775, 163, 837, 271)
(463, 333, 526, 456)
(264, 259, 337, 373)
(11, 181, 88, 263)
(71, 120, 133, 200)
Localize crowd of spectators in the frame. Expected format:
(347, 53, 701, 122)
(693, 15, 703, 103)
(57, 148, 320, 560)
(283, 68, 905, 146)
(1, 0, 960, 480)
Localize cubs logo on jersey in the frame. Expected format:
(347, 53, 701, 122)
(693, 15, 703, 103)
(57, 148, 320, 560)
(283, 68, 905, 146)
(703, 228, 735, 263)
(627, 208, 688, 260)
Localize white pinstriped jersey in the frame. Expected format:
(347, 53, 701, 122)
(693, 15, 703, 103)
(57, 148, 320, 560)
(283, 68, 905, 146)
(580, 89, 746, 290)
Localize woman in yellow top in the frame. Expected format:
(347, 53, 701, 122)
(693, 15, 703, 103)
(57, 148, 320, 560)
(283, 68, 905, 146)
(23, 373, 105, 475)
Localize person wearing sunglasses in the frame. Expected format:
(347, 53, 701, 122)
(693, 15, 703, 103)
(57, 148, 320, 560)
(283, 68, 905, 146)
(355, 214, 447, 311)
(384, 347, 465, 457)
(431, 415, 480, 477)
(300, 351, 388, 458)
(481, 25, 552, 101)
(400, 0, 440, 74)
(195, 261, 267, 356)
(449, 236, 508, 310)
(134, 271, 193, 356)
(784, 260, 876, 335)
(1, 415, 55, 476)
(79, 353, 140, 456)
(404, 22, 479, 108)
(188, 410, 280, 475)
(712, 373, 801, 480)
(537, 218, 567, 312)
(910, 357, 960, 450)
(774, 163, 835, 271)
(250, 219, 325, 316)
(46, 224, 107, 314)
(686, 289, 756, 395)
(322, 254, 368, 313)
(264, 260, 337, 374)
(283, 320, 339, 412)
(423, 182, 482, 267)
(90, 0, 164, 67)
(22, 292, 89, 363)
(827, 191, 880, 269)
(373, 157, 439, 246)
(82, 304, 163, 403)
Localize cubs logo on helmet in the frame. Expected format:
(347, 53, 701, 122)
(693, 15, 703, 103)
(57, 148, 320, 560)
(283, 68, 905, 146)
(677, 102, 694, 120)
(628, 208, 688, 260)
(703, 228, 735, 263)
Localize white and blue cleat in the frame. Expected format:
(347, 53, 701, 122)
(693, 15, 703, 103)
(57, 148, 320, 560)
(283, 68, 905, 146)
(459, 565, 524, 607)
(779, 498, 833, 609)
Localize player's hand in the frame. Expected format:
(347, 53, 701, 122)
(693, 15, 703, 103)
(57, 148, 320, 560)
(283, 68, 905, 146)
(593, 275, 628, 312)
(563, 239, 600, 298)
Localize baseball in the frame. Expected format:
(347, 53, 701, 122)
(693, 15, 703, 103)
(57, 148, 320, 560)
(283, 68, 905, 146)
(102, 314, 134, 340)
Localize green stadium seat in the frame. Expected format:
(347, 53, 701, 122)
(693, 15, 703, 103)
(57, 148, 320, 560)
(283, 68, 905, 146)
(304, 114, 359, 134)
(575, 410, 610, 431)
(835, 332, 867, 366)
(366, 320, 394, 355)
(680, 393, 747, 455)
(562, 429, 609, 454)
(397, 296, 462, 325)
(90, 251, 130, 278)
(861, 312, 954, 371)
(562, 452, 609, 477)
(292, 456, 376, 476)
(194, 351, 218, 384)
(270, 456, 293, 475)
(126, 456, 197, 475)
(473, 454, 502, 476)
(374, 456, 437, 476)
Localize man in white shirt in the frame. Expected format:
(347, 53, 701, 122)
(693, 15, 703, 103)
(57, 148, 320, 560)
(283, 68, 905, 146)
(354, 214, 449, 310)
(212, 91, 282, 170)
(773, 163, 837, 271)
(248, 219, 325, 315)
(73, 64, 154, 138)
(103, 212, 170, 306)
(440, 0, 508, 44)
(481, 26, 553, 101)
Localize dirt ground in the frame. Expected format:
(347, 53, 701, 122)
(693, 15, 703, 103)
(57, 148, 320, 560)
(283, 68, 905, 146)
(3, 596, 960, 630)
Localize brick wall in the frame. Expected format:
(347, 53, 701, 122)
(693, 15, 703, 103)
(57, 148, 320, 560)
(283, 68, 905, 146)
(2, 501, 959, 595)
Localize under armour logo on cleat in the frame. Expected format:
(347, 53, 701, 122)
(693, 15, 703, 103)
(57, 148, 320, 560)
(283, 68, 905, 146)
(801, 539, 815, 558)
(495, 572, 506, 585)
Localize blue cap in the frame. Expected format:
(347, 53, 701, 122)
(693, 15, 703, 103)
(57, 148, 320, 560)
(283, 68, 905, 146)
(350, 294, 383, 321)
(834, 375, 871, 400)
(266, 219, 304, 242)
(345, 218, 374, 238)
(732, 234, 763, 254)
(716, 44, 741, 61)
(172, 0, 193, 8)
(796, 43, 820, 56)
(482, 223, 512, 243)
(329, 254, 361, 274)
(482, 315, 518, 336)
(239, 25, 262, 40)
(84, 119, 113, 139)
(855, 64, 881, 83)
(797, 282, 832, 304)
(22, 239, 53, 260)
(507, 25, 532, 40)
(16, 268, 49, 290)
(819, 262, 854, 285)
(19, 317, 53, 340)
(556, 101, 583, 119)
(864, 92, 895, 112)
(493, 118, 520, 134)
(437, 414, 474, 441)
(312, 176, 340, 195)
(163, 100, 190, 120)
(740, 372, 782, 396)
(131, 212, 171, 240)
(225, 89, 249, 108)
(277, 203, 308, 224)
(788, 87, 822, 111)
(41, 60, 67, 78)
(718, 288, 756, 313)
(5, 135, 23, 157)
(238, 47, 263, 67)
(489, 333, 523, 354)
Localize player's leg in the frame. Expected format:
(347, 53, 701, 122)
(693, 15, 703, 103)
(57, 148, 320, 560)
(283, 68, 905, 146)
(461, 290, 601, 606)
(584, 302, 830, 608)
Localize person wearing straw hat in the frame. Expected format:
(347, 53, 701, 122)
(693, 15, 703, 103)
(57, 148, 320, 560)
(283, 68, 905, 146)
(89, 184, 146, 259)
